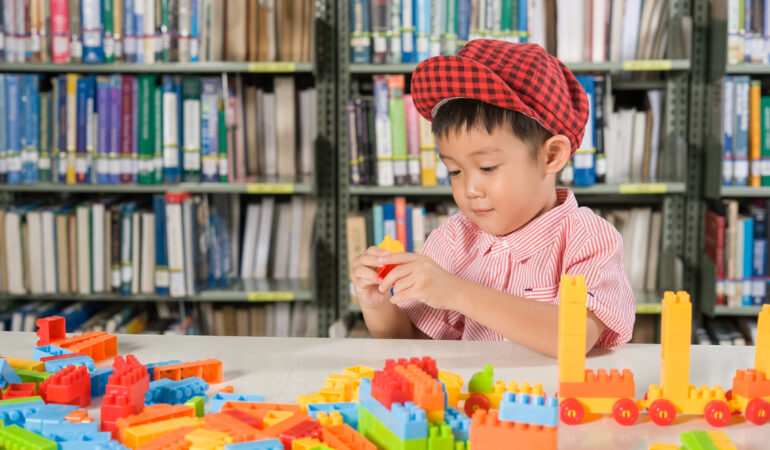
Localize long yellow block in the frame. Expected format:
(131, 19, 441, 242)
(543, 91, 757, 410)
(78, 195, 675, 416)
(4, 358, 45, 372)
(185, 428, 233, 450)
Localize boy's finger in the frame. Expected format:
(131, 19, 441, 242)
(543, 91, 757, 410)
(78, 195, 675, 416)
(378, 263, 412, 293)
(351, 266, 379, 285)
(378, 252, 419, 266)
(352, 252, 385, 269)
(366, 246, 390, 256)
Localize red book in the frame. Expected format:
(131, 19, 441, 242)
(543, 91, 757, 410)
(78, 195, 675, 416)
(121, 76, 135, 184)
(50, 0, 71, 63)
(395, 197, 407, 251)
(705, 210, 726, 306)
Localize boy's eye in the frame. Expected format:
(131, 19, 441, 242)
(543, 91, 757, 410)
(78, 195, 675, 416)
(448, 170, 461, 177)
(480, 166, 498, 173)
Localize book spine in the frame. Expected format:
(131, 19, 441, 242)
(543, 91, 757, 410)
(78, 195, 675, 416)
(218, 93, 228, 182)
(189, 0, 199, 62)
(370, 0, 388, 64)
(108, 74, 122, 184)
(735, 75, 751, 186)
(21, 74, 39, 184)
(418, 115, 436, 187)
(387, 0, 401, 63)
(744, 217, 755, 306)
(456, 0, 470, 46)
(373, 75, 393, 186)
(365, 99, 377, 184)
(751, 79, 762, 186)
(200, 77, 219, 183)
(138, 74, 154, 184)
(82, 0, 104, 62)
(0, 76, 5, 184)
(444, 0, 457, 55)
(131, 75, 138, 182)
(382, 201, 396, 240)
(404, 94, 420, 185)
(5, 75, 21, 184)
(177, 0, 190, 62)
(120, 74, 133, 183)
(182, 76, 201, 182)
(401, 0, 415, 63)
(19, 0, 30, 61)
(405, 205, 413, 252)
(57, 75, 67, 183)
(75, 76, 88, 183)
(354, 98, 368, 185)
(50, 0, 71, 63)
(96, 77, 110, 184)
(373, 202, 384, 247)
(123, 0, 135, 62)
(762, 94, 770, 186)
(0, 2, 5, 61)
(415, 0, 431, 62)
(388, 75, 408, 185)
(573, 75, 596, 187)
(162, 75, 181, 184)
(69, 0, 83, 62)
(103, 0, 115, 62)
(429, 0, 442, 57)
(517, 0, 527, 43)
(594, 76, 606, 183)
(501, 0, 512, 42)
(153, 195, 170, 295)
(85, 75, 95, 184)
(153, 82, 163, 184)
(113, 0, 123, 60)
(753, 208, 767, 306)
(161, 0, 170, 62)
(347, 99, 361, 185)
(395, 197, 407, 250)
(132, 0, 143, 63)
(65, 74, 79, 184)
(350, 0, 371, 63)
(724, 76, 735, 186)
(166, 193, 186, 296)
(120, 203, 135, 295)
(39, 91, 52, 183)
(143, 0, 155, 63)
(29, 0, 41, 61)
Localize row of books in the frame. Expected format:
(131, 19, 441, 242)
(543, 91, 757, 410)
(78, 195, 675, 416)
(349, 0, 679, 64)
(0, 193, 316, 297)
(726, 0, 770, 65)
(201, 301, 318, 337)
(705, 200, 770, 308)
(694, 317, 758, 346)
(0, 73, 315, 185)
(0, 0, 314, 64)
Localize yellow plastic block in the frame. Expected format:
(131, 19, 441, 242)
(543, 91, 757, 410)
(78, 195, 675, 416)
(292, 438, 325, 450)
(756, 305, 770, 375)
(378, 235, 404, 253)
(4, 358, 45, 372)
(427, 410, 444, 423)
(707, 430, 737, 450)
(660, 291, 692, 399)
(262, 410, 295, 428)
(185, 428, 233, 450)
(558, 275, 588, 383)
(648, 444, 679, 450)
(297, 394, 327, 413)
(343, 365, 375, 380)
(316, 411, 344, 427)
(123, 417, 202, 448)
(438, 371, 464, 407)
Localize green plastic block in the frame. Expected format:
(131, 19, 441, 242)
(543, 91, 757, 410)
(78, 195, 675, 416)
(0, 396, 44, 406)
(427, 424, 455, 450)
(0, 424, 57, 450)
(185, 396, 205, 417)
(14, 369, 51, 386)
(680, 431, 718, 450)
(359, 404, 427, 450)
(467, 365, 494, 394)
(308, 446, 334, 450)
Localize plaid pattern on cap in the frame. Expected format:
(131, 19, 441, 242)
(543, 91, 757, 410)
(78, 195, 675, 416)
(411, 40, 589, 153)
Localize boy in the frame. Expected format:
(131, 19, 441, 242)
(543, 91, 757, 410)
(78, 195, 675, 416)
(350, 40, 635, 357)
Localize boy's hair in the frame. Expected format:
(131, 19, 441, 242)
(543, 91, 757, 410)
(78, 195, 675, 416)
(431, 98, 554, 157)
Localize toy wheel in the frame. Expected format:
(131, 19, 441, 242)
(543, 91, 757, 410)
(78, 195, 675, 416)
(725, 389, 733, 401)
(560, 398, 584, 425)
(745, 398, 770, 425)
(649, 399, 676, 426)
(612, 398, 639, 426)
(464, 393, 490, 416)
(704, 400, 732, 427)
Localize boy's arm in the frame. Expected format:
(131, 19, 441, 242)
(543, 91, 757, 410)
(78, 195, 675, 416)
(361, 299, 431, 339)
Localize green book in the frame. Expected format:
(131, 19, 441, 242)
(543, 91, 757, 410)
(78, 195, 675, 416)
(444, 0, 457, 55)
(388, 75, 408, 185)
(161, 0, 170, 62)
(182, 77, 202, 182)
(138, 75, 155, 185)
(103, 0, 115, 63)
(218, 98, 228, 183)
(153, 83, 164, 184)
(501, 0, 512, 41)
(761, 95, 770, 186)
(39, 92, 52, 183)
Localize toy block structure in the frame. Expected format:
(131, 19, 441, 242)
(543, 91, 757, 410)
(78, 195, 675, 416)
(221, 402, 300, 423)
(0, 396, 45, 426)
(210, 393, 266, 413)
(38, 365, 91, 407)
(33, 345, 74, 361)
(21, 404, 78, 432)
(498, 385, 559, 428)
(0, 424, 58, 450)
(222, 408, 263, 429)
(639, 292, 732, 427)
(316, 411, 374, 450)
(557, 274, 638, 425)
(443, 407, 470, 442)
(116, 404, 196, 443)
(152, 359, 223, 384)
(35, 317, 67, 346)
(145, 361, 183, 381)
(3, 383, 36, 399)
(468, 409, 556, 450)
(52, 332, 119, 363)
(185, 427, 234, 448)
(202, 412, 268, 443)
(101, 355, 150, 436)
(437, 371, 464, 408)
(14, 368, 52, 389)
(297, 365, 374, 412)
(4, 357, 46, 372)
(123, 416, 203, 448)
(728, 304, 770, 424)
(145, 377, 209, 406)
(135, 426, 197, 450)
(44, 354, 96, 373)
(377, 235, 404, 280)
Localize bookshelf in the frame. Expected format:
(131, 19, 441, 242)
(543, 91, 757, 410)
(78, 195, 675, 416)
(0, 62, 315, 74)
(335, 0, 695, 339)
(0, 181, 315, 194)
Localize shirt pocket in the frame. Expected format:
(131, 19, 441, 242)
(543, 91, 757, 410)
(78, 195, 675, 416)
(522, 284, 559, 302)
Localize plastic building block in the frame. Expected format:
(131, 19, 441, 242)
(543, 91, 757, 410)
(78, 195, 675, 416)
(377, 236, 405, 280)
(321, 422, 376, 450)
(145, 361, 183, 382)
(115, 404, 195, 442)
(387, 358, 438, 379)
(185, 396, 206, 418)
(102, 355, 151, 437)
(291, 438, 331, 450)
(51, 332, 118, 363)
(22, 404, 78, 432)
(222, 409, 263, 430)
(357, 405, 427, 450)
(4, 383, 36, 399)
(262, 411, 297, 428)
(123, 416, 203, 448)
(38, 365, 91, 407)
(135, 426, 196, 450)
(44, 355, 96, 373)
(558, 368, 636, 399)
(393, 365, 444, 413)
(467, 365, 494, 394)
(660, 291, 693, 399)
(371, 370, 412, 409)
(276, 419, 322, 448)
(33, 345, 74, 361)
(219, 386, 234, 394)
(0, 396, 45, 426)
(65, 409, 94, 423)
(259, 413, 313, 440)
(438, 371, 464, 408)
(202, 412, 266, 443)
(224, 439, 284, 450)
(468, 409, 556, 450)
(39, 351, 89, 362)
(756, 305, 770, 375)
(184, 428, 234, 448)
(498, 389, 559, 428)
(153, 360, 223, 384)
(426, 424, 455, 450)
(14, 369, 52, 387)
(39, 420, 100, 441)
(306, 402, 358, 429)
(4, 358, 46, 372)
(679, 430, 737, 450)
(357, 377, 428, 440)
(145, 377, 209, 405)
(91, 368, 115, 398)
(221, 402, 299, 422)
(1, 359, 23, 387)
(649, 444, 680, 450)
(558, 275, 588, 384)
(60, 440, 129, 450)
(443, 407, 470, 443)
(210, 393, 265, 413)
(0, 424, 58, 450)
(36, 316, 67, 346)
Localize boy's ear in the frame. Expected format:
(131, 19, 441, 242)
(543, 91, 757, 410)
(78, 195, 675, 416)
(541, 135, 573, 174)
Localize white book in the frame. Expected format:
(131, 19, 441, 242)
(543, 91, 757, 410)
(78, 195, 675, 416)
(274, 77, 296, 178)
(262, 92, 278, 177)
(628, 208, 652, 291)
(91, 202, 105, 293)
(287, 196, 304, 280)
(635, 0, 657, 60)
(131, 211, 141, 294)
(3, 0, 15, 63)
(229, 195, 241, 280)
(240, 204, 261, 279)
(413, 206, 426, 254)
(609, 0, 626, 61)
(645, 211, 663, 293)
(183, 89, 202, 175)
(167, 199, 186, 297)
(556, 0, 583, 62)
(299, 88, 315, 176)
(289, 302, 305, 337)
(144, 0, 155, 63)
(631, 110, 648, 181)
(620, 0, 642, 61)
(178, 0, 192, 62)
(304, 303, 318, 337)
(297, 198, 317, 280)
(104, 209, 113, 292)
(182, 196, 195, 295)
(77, 204, 92, 295)
(527, 0, 545, 49)
(274, 302, 291, 337)
(27, 210, 44, 295)
(41, 209, 57, 294)
(647, 90, 663, 181)
(253, 197, 275, 279)
(163, 81, 180, 175)
(592, 0, 608, 62)
(141, 212, 156, 294)
(272, 202, 292, 280)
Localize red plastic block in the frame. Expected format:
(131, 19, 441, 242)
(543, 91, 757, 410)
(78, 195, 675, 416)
(218, 386, 234, 393)
(36, 316, 67, 346)
(38, 365, 91, 407)
(733, 369, 770, 399)
(101, 355, 150, 436)
(116, 404, 195, 442)
(371, 370, 412, 409)
(202, 412, 268, 442)
(222, 408, 263, 429)
(136, 426, 195, 450)
(469, 409, 557, 450)
(394, 364, 444, 412)
(153, 359, 223, 384)
(260, 413, 313, 440)
(40, 352, 89, 362)
(559, 369, 636, 399)
(322, 424, 376, 450)
(278, 419, 323, 448)
(64, 409, 94, 423)
(3, 383, 36, 399)
(386, 357, 438, 378)
(53, 332, 118, 363)
(377, 264, 397, 280)
(221, 402, 300, 422)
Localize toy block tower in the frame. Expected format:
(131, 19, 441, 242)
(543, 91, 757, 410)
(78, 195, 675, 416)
(558, 275, 587, 384)
(756, 305, 770, 375)
(660, 291, 692, 399)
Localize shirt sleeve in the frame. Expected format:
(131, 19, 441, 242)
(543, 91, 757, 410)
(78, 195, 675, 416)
(565, 221, 636, 348)
(396, 218, 465, 340)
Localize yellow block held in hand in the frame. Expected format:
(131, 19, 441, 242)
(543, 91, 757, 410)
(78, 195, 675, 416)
(378, 236, 405, 280)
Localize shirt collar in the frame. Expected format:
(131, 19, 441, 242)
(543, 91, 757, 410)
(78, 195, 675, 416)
(475, 188, 578, 261)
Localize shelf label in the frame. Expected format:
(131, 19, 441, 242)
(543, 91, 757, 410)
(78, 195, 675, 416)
(248, 291, 294, 302)
(636, 303, 662, 314)
(247, 62, 297, 73)
(622, 60, 673, 71)
(246, 183, 294, 194)
(619, 183, 668, 194)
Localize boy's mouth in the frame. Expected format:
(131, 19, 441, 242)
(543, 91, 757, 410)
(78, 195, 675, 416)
(471, 208, 494, 216)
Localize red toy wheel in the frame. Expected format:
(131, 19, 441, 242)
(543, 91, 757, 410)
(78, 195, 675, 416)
(612, 398, 639, 426)
(745, 398, 770, 425)
(560, 398, 584, 425)
(725, 389, 733, 400)
(649, 399, 676, 426)
(464, 393, 490, 416)
(704, 400, 732, 427)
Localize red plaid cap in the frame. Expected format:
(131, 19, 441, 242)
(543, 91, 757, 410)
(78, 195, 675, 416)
(411, 40, 589, 153)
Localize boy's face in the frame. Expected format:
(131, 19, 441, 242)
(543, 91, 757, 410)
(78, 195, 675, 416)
(438, 126, 554, 237)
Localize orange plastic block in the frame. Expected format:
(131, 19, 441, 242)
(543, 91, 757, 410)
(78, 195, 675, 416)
(64, 409, 93, 423)
(124, 417, 202, 448)
(53, 331, 118, 363)
(469, 409, 557, 450)
(732, 369, 770, 398)
(322, 423, 376, 450)
(3, 383, 36, 399)
(649, 444, 679, 450)
(202, 412, 266, 443)
(260, 413, 314, 440)
(4, 358, 45, 372)
(136, 426, 195, 450)
(558, 369, 636, 399)
(393, 364, 444, 412)
(316, 411, 344, 427)
(221, 402, 300, 423)
(218, 386, 234, 393)
(36, 316, 67, 346)
(117, 404, 196, 443)
(184, 428, 233, 449)
(153, 360, 223, 384)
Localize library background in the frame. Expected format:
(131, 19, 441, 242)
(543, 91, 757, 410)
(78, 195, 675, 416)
(0, 0, 759, 347)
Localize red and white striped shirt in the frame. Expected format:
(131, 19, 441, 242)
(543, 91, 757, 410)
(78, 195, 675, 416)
(398, 188, 635, 347)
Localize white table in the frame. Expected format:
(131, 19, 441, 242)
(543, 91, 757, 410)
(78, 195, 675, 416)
(1, 332, 768, 449)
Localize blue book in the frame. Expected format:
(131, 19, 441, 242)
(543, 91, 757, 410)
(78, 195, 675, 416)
(153, 195, 170, 295)
(82, 0, 105, 63)
(373, 203, 384, 247)
(190, 0, 200, 62)
(745, 0, 753, 63)
(753, 207, 767, 306)
(85, 75, 96, 184)
(382, 202, 396, 241)
(6, 74, 22, 185)
(124, 0, 136, 63)
(200, 78, 219, 183)
(743, 217, 755, 306)
(96, 77, 110, 185)
(415, 0, 431, 62)
(120, 201, 139, 295)
(109, 75, 122, 184)
(21, 74, 40, 184)
(0, 75, 6, 183)
(57, 76, 68, 184)
(176, 77, 183, 179)
(401, 0, 416, 62)
(456, 0, 471, 45)
(723, 76, 735, 186)
(76, 77, 89, 183)
(734, 75, 751, 186)
(350, 0, 371, 63)
(406, 205, 413, 252)
(573, 75, 596, 187)
(518, 0, 528, 43)
(162, 76, 181, 184)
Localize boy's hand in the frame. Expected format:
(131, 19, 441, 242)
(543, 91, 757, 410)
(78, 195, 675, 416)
(350, 246, 393, 308)
(377, 252, 464, 310)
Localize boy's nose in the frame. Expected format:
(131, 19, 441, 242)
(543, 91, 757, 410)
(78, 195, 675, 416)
(464, 181, 484, 199)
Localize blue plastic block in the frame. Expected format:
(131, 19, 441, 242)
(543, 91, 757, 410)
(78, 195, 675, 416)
(90, 368, 113, 397)
(42, 421, 100, 440)
(44, 355, 96, 373)
(33, 345, 73, 361)
(357, 377, 428, 440)
(0, 397, 45, 426)
(60, 438, 129, 450)
(210, 393, 265, 413)
(22, 404, 78, 433)
(0, 359, 23, 387)
(444, 407, 470, 443)
(145, 377, 209, 405)
(224, 439, 284, 450)
(56, 432, 111, 443)
(145, 360, 182, 381)
(306, 402, 359, 429)
(498, 391, 559, 428)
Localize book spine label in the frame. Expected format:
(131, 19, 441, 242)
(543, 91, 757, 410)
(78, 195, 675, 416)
(200, 77, 219, 182)
(82, 0, 104, 62)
